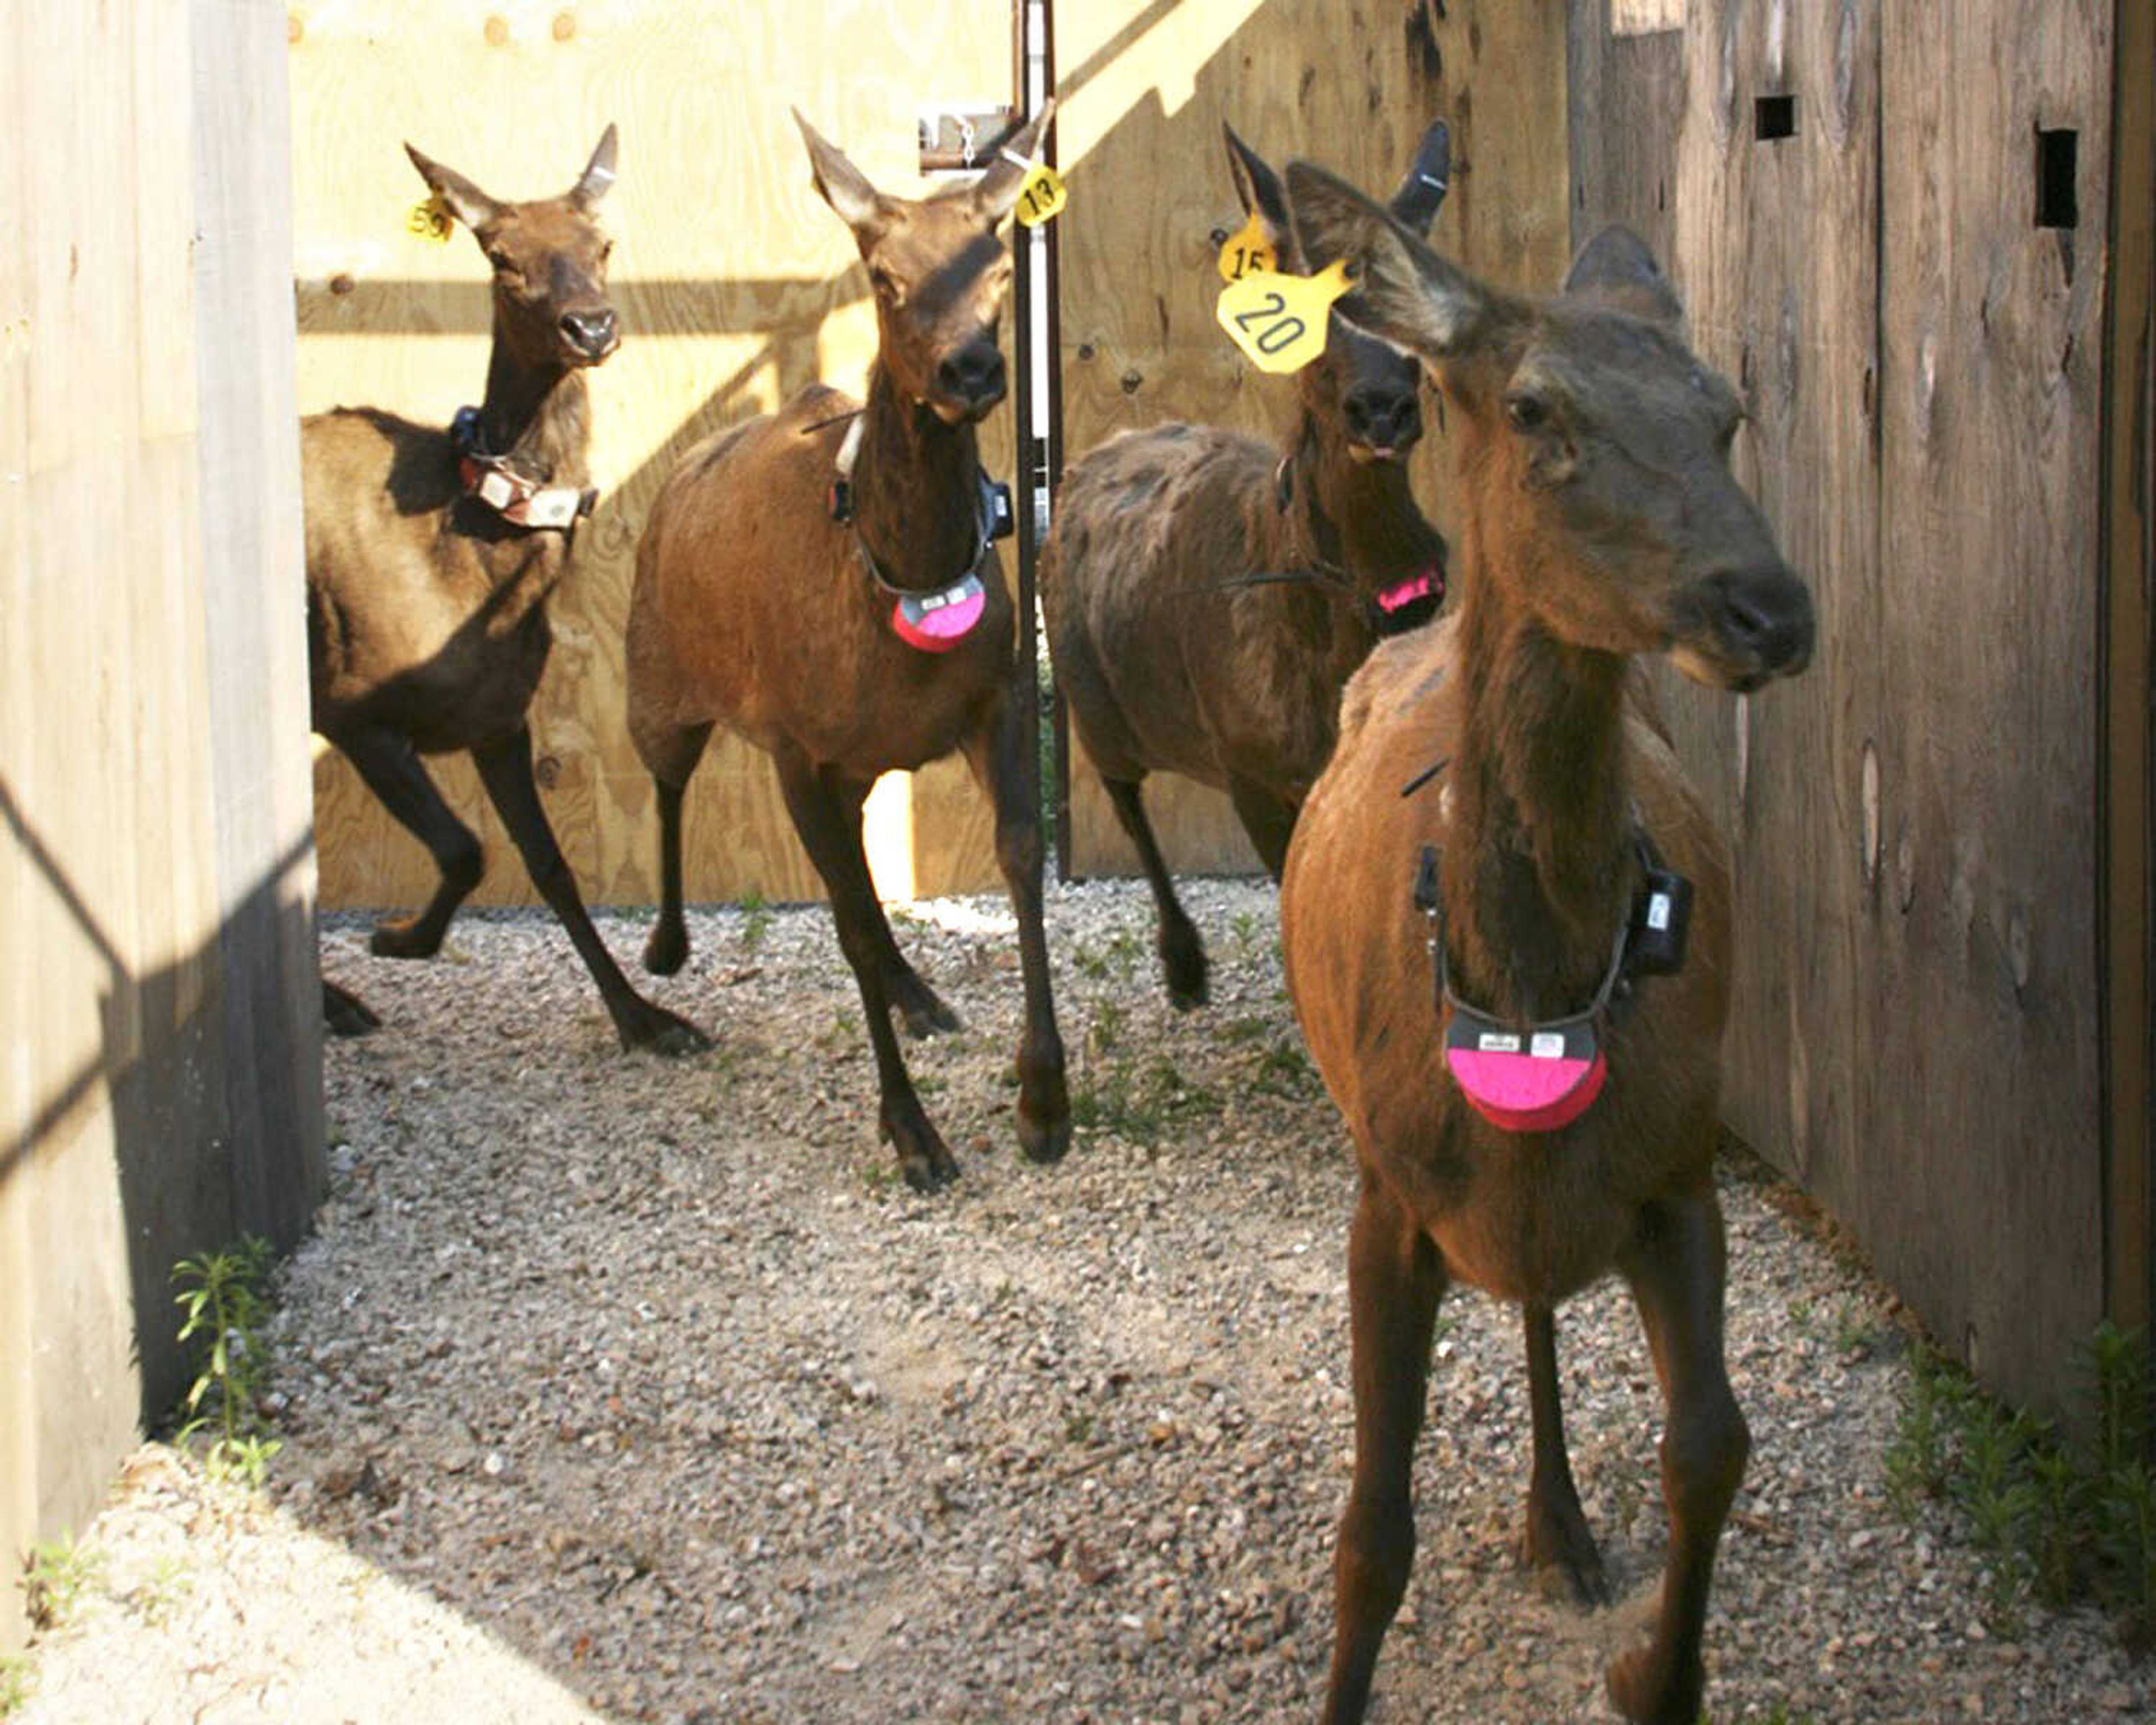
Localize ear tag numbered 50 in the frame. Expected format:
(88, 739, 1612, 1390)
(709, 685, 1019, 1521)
(1216, 213, 1277, 283)
(406, 194, 455, 243)
(1215, 258, 1353, 375)
(1003, 148, 1067, 228)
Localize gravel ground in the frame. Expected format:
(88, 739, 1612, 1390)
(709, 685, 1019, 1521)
(12, 882, 2150, 1724)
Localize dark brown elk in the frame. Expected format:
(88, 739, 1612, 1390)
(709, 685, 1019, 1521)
(626, 107, 1067, 1192)
(1040, 121, 1450, 1009)
(1276, 163, 1814, 1724)
(307, 128, 708, 1055)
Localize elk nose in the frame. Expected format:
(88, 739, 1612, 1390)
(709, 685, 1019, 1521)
(1708, 564, 1815, 674)
(935, 344, 1007, 415)
(559, 307, 619, 360)
(1344, 389, 1422, 456)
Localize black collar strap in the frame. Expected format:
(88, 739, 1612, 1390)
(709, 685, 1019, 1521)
(827, 413, 1015, 597)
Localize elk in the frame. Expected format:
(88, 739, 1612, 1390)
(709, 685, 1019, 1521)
(307, 129, 709, 1055)
(1275, 162, 1814, 1724)
(625, 107, 1067, 1193)
(1041, 121, 1450, 1009)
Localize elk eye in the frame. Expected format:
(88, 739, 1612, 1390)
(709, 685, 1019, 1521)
(870, 266, 905, 305)
(486, 248, 515, 273)
(1504, 393, 1549, 432)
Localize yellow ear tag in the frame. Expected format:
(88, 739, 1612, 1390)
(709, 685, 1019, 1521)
(1004, 149, 1067, 228)
(1216, 213, 1278, 284)
(1215, 259, 1354, 375)
(406, 194, 455, 244)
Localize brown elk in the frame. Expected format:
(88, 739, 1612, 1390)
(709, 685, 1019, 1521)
(1041, 121, 1450, 1009)
(1276, 163, 1814, 1724)
(625, 107, 1067, 1192)
(307, 129, 709, 1056)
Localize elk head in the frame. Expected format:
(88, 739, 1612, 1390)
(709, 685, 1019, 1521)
(405, 125, 621, 370)
(1224, 120, 1451, 465)
(1285, 163, 1815, 692)
(793, 104, 1054, 426)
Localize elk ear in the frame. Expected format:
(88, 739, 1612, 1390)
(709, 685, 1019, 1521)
(569, 122, 618, 211)
(405, 142, 503, 232)
(1562, 225, 1684, 330)
(793, 109, 891, 239)
(1386, 117, 1451, 239)
(971, 98, 1057, 224)
(1222, 122, 1295, 261)
(1285, 158, 1499, 360)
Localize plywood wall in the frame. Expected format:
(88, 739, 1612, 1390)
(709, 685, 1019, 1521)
(291, 0, 1017, 909)
(1571, 0, 2126, 1417)
(2, 0, 322, 1647)
(1053, 0, 1572, 875)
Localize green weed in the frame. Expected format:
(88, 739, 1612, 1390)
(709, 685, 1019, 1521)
(737, 889, 774, 952)
(171, 1234, 282, 1488)
(21, 1532, 103, 1631)
(1884, 1322, 2154, 1650)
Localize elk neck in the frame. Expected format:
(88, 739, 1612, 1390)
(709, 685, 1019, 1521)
(1437, 515, 1636, 1023)
(475, 320, 592, 489)
(1288, 407, 1444, 593)
(849, 362, 988, 594)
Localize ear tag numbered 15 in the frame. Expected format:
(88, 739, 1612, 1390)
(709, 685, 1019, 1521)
(406, 194, 455, 243)
(1216, 212, 1277, 283)
(1003, 148, 1067, 228)
(1215, 259, 1353, 376)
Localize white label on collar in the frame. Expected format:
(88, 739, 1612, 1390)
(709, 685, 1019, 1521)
(1531, 1032, 1566, 1060)
(1477, 1032, 1522, 1054)
(1646, 893, 1672, 931)
(477, 469, 518, 510)
(520, 487, 582, 530)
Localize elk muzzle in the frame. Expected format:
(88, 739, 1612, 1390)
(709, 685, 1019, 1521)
(559, 305, 620, 364)
(931, 340, 1008, 422)
(1343, 384, 1423, 461)
(1677, 563, 1815, 690)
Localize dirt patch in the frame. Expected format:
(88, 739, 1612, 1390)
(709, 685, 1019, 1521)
(11, 883, 2149, 1723)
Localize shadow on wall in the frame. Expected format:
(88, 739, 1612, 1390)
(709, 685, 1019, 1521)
(1, 775, 325, 1429)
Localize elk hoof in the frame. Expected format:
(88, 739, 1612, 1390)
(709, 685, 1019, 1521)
(1605, 1639, 1702, 1725)
(884, 1111, 961, 1193)
(1523, 1489, 1612, 1608)
(1160, 928, 1209, 1011)
(887, 970, 962, 1039)
(618, 1002, 712, 1058)
(322, 981, 381, 1037)
(1017, 1101, 1071, 1166)
(370, 916, 444, 960)
(643, 918, 690, 976)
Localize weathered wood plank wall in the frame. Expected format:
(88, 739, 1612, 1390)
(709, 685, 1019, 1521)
(1, 0, 323, 1647)
(1572, 0, 2136, 1415)
(1054, 0, 1573, 877)
(293, 0, 1016, 909)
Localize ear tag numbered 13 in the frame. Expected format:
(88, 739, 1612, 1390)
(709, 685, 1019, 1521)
(1216, 212, 1277, 283)
(1003, 148, 1067, 228)
(406, 194, 455, 243)
(1215, 259, 1353, 375)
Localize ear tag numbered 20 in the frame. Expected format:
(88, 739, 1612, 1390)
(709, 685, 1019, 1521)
(1003, 148, 1067, 228)
(1216, 212, 1277, 283)
(406, 194, 455, 243)
(1215, 258, 1353, 375)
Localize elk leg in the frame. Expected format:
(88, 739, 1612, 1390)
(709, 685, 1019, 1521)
(469, 725, 712, 1057)
(1226, 772, 1297, 883)
(1522, 1303, 1612, 1605)
(1101, 776, 1208, 1010)
(640, 720, 712, 978)
(1605, 1185, 1748, 1725)
(773, 748, 957, 1190)
(321, 979, 380, 1037)
(962, 686, 1071, 1165)
(828, 772, 962, 1038)
(1324, 1176, 1446, 1725)
(332, 723, 485, 959)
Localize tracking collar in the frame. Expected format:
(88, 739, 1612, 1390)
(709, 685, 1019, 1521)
(452, 407, 596, 531)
